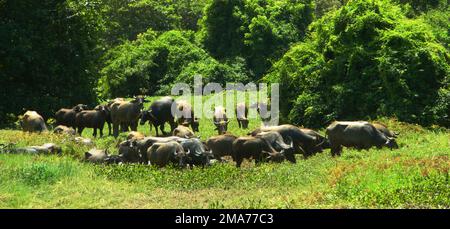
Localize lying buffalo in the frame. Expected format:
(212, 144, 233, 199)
(118, 139, 141, 163)
(55, 104, 87, 129)
(140, 96, 177, 136)
(205, 134, 238, 161)
(250, 124, 324, 160)
(111, 96, 147, 137)
(73, 136, 95, 146)
(14, 143, 61, 155)
(255, 131, 295, 163)
(147, 141, 186, 168)
(127, 131, 145, 140)
(232, 136, 285, 168)
(235, 102, 249, 129)
(53, 125, 76, 135)
(172, 125, 195, 138)
(136, 136, 184, 162)
(84, 149, 122, 164)
(75, 105, 109, 137)
(213, 106, 230, 135)
(20, 110, 47, 133)
(179, 138, 213, 167)
(326, 121, 399, 156)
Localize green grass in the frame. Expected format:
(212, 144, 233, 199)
(0, 101, 449, 208)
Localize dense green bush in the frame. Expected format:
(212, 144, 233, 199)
(266, 0, 450, 127)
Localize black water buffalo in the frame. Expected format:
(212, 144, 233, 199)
(20, 110, 47, 133)
(235, 102, 249, 129)
(147, 141, 186, 168)
(140, 96, 177, 136)
(136, 136, 185, 162)
(55, 104, 87, 128)
(75, 105, 109, 137)
(372, 123, 399, 139)
(118, 139, 141, 163)
(110, 96, 147, 137)
(255, 131, 295, 163)
(300, 128, 331, 150)
(232, 136, 285, 168)
(213, 106, 230, 135)
(178, 138, 213, 167)
(104, 98, 125, 135)
(326, 121, 399, 156)
(205, 134, 238, 161)
(250, 124, 324, 160)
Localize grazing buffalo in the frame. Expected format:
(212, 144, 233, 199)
(53, 125, 76, 135)
(175, 100, 199, 132)
(20, 110, 47, 133)
(300, 128, 331, 150)
(55, 104, 87, 128)
(205, 134, 238, 161)
(179, 138, 213, 167)
(372, 123, 398, 139)
(75, 105, 109, 137)
(118, 139, 141, 163)
(232, 136, 285, 167)
(235, 102, 249, 129)
(213, 106, 230, 135)
(250, 125, 324, 160)
(127, 131, 145, 140)
(255, 131, 295, 163)
(147, 141, 186, 168)
(140, 96, 177, 136)
(14, 143, 61, 155)
(326, 121, 399, 156)
(172, 125, 195, 138)
(111, 96, 147, 137)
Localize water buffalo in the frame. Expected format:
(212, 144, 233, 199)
(140, 96, 177, 136)
(205, 134, 238, 161)
(250, 102, 271, 127)
(75, 105, 109, 137)
(53, 125, 76, 135)
(14, 143, 61, 155)
(85, 149, 109, 163)
(103, 98, 125, 135)
(255, 131, 295, 163)
(326, 121, 399, 156)
(232, 136, 285, 167)
(20, 110, 47, 133)
(178, 138, 213, 167)
(136, 136, 185, 162)
(236, 102, 249, 129)
(55, 104, 87, 129)
(172, 125, 195, 138)
(147, 141, 186, 168)
(175, 100, 199, 132)
(300, 128, 331, 150)
(127, 131, 145, 140)
(118, 139, 141, 163)
(213, 106, 230, 135)
(372, 123, 399, 139)
(250, 125, 323, 160)
(73, 136, 95, 146)
(111, 96, 147, 137)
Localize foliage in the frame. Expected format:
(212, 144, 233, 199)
(266, 0, 450, 128)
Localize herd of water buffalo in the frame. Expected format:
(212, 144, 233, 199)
(13, 96, 399, 168)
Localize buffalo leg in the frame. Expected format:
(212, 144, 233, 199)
(99, 126, 103, 137)
(93, 128, 97, 138)
(113, 122, 119, 138)
(235, 158, 243, 168)
(285, 153, 296, 163)
(77, 127, 84, 136)
(160, 124, 167, 136)
(130, 121, 138, 131)
(237, 120, 241, 129)
(107, 122, 112, 136)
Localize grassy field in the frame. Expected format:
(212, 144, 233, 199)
(0, 97, 449, 208)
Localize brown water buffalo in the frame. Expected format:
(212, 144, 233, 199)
(232, 136, 285, 167)
(111, 96, 148, 137)
(104, 98, 125, 135)
(235, 102, 249, 129)
(213, 106, 230, 135)
(75, 105, 109, 137)
(13, 143, 61, 155)
(172, 125, 195, 138)
(118, 139, 142, 163)
(127, 131, 145, 140)
(250, 124, 324, 160)
(255, 131, 295, 163)
(175, 100, 199, 132)
(140, 96, 177, 136)
(20, 110, 47, 133)
(205, 134, 238, 161)
(53, 125, 76, 135)
(372, 123, 398, 139)
(55, 104, 87, 128)
(147, 141, 186, 168)
(326, 121, 399, 156)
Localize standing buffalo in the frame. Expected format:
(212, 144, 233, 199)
(111, 96, 147, 137)
(55, 104, 87, 129)
(172, 125, 195, 138)
(140, 96, 177, 136)
(250, 124, 324, 160)
(205, 134, 238, 161)
(232, 136, 285, 168)
(213, 106, 230, 135)
(236, 102, 249, 129)
(175, 100, 199, 132)
(326, 121, 399, 156)
(147, 141, 186, 168)
(75, 105, 109, 137)
(20, 110, 47, 133)
(372, 123, 399, 139)
(104, 98, 125, 135)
